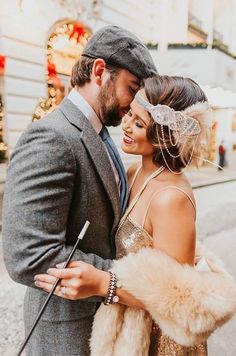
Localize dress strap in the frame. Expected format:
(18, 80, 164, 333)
(141, 185, 196, 227)
(119, 166, 165, 226)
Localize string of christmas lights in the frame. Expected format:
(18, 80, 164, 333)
(33, 21, 90, 121)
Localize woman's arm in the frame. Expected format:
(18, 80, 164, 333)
(116, 188, 196, 305)
(34, 261, 145, 308)
(148, 188, 196, 265)
(34, 188, 196, 307)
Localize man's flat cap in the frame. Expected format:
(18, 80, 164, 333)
(82, 25, 158, 80)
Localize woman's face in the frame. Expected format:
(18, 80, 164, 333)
(121, 91, 155, 157)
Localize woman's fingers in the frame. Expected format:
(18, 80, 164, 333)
(34, 266, 83, 292)
(47, 267, 82, 279)
(66, 261, 82, 268)
(59, 278, 80, 288)
(34, 280, 60, 294)
(34, 274, 81, 289)
(34, 273, 58, 285)
(56, 262, 65, 269)
(34, 279, 78, 300)
(56, 260, 82, 269)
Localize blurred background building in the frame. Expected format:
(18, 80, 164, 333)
(0, 0, 236, 166)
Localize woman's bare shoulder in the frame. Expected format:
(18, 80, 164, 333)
(152, 172, 195, 206)
(151, 186, 191, 210)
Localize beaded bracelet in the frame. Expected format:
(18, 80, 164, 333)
(103, 271, 120, 305)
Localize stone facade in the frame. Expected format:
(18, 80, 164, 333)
(0, 0, 236, 163)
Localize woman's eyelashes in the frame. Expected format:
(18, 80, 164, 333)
(134, 115, 146, 128)
(135, 120, 144, 128)
(125, 110, 145, 128)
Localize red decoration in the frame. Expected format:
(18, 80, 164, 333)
(69, 22, 85, 43)
(0, 55, 6, 75)
(47, 61, 63, 89)
(47, 62, 57, 76)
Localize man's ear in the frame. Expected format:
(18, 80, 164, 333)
(92, 58, 106, 86)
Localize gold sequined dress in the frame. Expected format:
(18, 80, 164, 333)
(115, 166, 208, 356)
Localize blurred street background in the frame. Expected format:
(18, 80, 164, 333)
(1, 0, 236, 355)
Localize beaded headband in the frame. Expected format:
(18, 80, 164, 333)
(134, 91, 210, 174)
(135, 92, 206, 136)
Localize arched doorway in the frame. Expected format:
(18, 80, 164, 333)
(33, 20, 91, 121)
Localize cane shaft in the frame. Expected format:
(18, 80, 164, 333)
(17, 221, 90, 356)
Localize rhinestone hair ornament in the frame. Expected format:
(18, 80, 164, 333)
(134, 92, 210, 174)
(135, 92, 201, 136)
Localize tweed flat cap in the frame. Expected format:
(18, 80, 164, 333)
(82, 25, 158, 80)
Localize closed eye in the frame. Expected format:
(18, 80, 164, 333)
(129, 87, 138, 95)
(135, 120, 144, 128)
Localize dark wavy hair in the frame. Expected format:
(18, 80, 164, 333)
(71, 56, 121, 87)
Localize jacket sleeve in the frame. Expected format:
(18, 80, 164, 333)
(2, 121, 112, 300)
(111, 245, 236, 346)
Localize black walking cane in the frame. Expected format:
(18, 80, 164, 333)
(16, 220, 90, 356)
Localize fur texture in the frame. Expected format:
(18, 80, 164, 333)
(90, 242, 236, 355)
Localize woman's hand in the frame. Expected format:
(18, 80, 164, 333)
(34, 261, 110, 300)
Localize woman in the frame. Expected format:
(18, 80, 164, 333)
(35, 76, 236, 355)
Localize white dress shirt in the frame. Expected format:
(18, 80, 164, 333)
(67, 89, 120, 189)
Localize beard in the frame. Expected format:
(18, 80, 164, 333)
(98, 77, 123, 127)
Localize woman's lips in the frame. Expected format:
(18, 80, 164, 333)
(123, 134, 135, 145)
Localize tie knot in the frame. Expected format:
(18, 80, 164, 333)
(99, 126, 109, 141)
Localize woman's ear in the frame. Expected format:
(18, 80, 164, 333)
(92, 58, 106, 86)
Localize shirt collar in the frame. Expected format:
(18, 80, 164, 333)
(67, 88, 102, 134)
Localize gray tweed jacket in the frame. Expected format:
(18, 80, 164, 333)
(2, 98, 121, 355)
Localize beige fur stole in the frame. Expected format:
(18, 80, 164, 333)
(90, 242, 236, 355)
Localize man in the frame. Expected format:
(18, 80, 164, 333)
(2, 25, 157, 355)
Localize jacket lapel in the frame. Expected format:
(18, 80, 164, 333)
(59, 99, 121, 224)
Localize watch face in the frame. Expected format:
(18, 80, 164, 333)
(113, 295, 119, 303)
